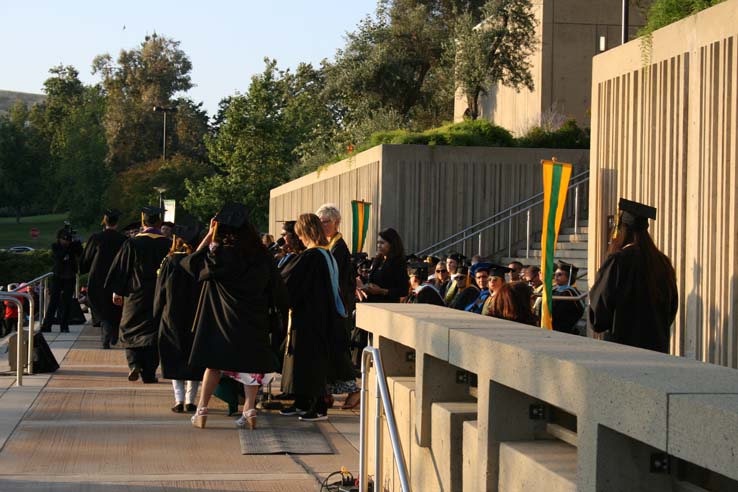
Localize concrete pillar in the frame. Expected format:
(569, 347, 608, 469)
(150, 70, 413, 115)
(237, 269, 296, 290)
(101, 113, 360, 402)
(416, 353, 474, 447)
(476, 377, 546, 491)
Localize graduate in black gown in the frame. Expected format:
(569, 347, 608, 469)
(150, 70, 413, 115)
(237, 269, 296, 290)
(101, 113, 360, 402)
(358, 228, 408, 303)
(588, 198, 678, 353)
(79, 209, 126, 349)
(405, 263, 445, 306)
(279, 213, 351, 422)
(180, 203, 281, 429)
(316, 203, 360, 410)
(154, 223, 205, 413)
(105, 206, 172, 383)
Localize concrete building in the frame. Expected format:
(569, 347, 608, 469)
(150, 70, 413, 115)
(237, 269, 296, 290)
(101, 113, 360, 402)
(589, 0, 738, 367)
(454, 0, 647, 135)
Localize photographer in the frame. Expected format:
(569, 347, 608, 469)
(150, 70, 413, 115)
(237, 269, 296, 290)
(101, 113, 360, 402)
(40, 225, 83, 333)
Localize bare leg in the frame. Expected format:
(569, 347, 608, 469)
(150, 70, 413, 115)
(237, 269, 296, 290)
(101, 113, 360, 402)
(198, 368, 221, 408)
(243, 384, 259, 412)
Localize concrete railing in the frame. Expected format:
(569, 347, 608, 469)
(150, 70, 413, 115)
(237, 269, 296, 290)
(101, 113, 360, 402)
(357, 303, 738, 492)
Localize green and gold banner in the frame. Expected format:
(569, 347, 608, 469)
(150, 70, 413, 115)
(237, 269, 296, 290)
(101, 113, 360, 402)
(540, 159, 572, 330)
(351, 200, 371, 254)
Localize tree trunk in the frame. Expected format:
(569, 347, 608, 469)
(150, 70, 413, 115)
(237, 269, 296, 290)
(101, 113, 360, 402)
(466, 90, 481, 120)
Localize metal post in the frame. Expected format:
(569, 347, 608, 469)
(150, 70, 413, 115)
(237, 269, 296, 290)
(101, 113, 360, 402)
(374, 372, 383, 490)
(360, 347, 411, 492)
(0, 296, 24, 386)
(478, 233, 482, 257)
(621, 0, 629, 44)
(508, 210, 513, 258)
(462, 234, 466, 257)
(42, 277, 49, 318)
(526, 209, 531, 259)
(574, 186, 580, 236)
(5, 292, 35, 374)
(163, 111, 168, 160)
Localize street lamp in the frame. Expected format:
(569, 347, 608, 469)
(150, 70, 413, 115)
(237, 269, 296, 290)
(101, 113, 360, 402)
(153, 106, 178, 160)
(153, 186, 167, 211)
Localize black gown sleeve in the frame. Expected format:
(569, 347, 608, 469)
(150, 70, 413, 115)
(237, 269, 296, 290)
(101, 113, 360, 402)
(153, 256, 171, 323)
(79, 235, 99, 275)
(105, 239, 135, 296)
(587, 255, 620, 334)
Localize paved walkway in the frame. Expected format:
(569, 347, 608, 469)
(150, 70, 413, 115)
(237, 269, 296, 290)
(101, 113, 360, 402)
(0, 322, 360, 491)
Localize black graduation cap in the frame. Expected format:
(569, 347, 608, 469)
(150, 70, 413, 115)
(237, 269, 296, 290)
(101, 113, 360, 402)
(122, 222, 140, 233)
(215, 202, 250, 229)
(618, 198, 656, 231)
(447, 252, 465, 263)
(141, 206, 165, 221)
(456, 265, 469, 276)
(172, 213, 202, 245)
(103, 208, 121, 220)
(555, 261, 579, 280)
(407, 263, 428, 278)
(489, 264, 513, 278)
(425, 255, 440, 265)
(406, 254, 421, 264)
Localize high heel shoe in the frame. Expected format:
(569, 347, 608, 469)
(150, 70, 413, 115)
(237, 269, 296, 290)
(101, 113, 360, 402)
(191, 407, 208, 428)
(341, 391, 361, 410)
(236, 409, 257, 430)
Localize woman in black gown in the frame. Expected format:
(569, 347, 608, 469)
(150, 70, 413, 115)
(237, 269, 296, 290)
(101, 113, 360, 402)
(181, 203, 281, 429)
(358, 228, 408, 303)
(279, 213, 352, 421)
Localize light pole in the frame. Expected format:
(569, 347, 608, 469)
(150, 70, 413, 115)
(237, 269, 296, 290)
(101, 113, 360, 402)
(153, 106, 178, 160)
(153, 186, 167, 211)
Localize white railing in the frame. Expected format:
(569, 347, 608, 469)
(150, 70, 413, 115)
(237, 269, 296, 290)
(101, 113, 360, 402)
(359, 346, 411, 492)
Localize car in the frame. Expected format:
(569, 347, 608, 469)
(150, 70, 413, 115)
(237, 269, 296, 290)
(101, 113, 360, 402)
(5, 246, 35, 253)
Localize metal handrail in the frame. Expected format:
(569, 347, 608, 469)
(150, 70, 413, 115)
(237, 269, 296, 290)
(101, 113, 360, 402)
(0, 295, 25, 386)
(416, 170, 590, 257)
(360, 346, 411, 492)
(4, 291, 36, 374)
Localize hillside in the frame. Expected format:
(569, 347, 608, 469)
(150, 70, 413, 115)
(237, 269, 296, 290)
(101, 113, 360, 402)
(0, 89, 45, 114)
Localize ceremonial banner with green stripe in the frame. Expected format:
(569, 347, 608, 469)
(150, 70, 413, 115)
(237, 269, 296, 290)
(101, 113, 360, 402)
(351, 200, 371, 254)
(540, 159, 572, 330)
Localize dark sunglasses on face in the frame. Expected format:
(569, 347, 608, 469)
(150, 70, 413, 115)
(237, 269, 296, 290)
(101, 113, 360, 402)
(436, 269, 447, 273)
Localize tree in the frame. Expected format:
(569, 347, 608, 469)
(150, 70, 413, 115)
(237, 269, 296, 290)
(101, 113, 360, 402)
(0, 102, 46, 222)
(185, 59, 293, 228)
(93, 33, 194, 171)
(454, 0, 536, 120)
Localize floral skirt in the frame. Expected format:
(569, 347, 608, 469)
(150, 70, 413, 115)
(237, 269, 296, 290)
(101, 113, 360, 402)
(223, 371, 277, 387)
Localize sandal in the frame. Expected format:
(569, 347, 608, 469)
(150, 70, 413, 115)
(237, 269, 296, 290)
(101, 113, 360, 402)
(236, 409, 258, 430)
(341, 391, 361, 410)
(191, 406, 208, 428)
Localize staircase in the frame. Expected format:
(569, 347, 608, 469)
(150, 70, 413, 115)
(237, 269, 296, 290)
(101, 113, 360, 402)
(500, 220, 589, 289)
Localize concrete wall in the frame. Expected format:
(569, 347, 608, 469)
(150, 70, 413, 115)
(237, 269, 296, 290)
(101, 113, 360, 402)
(357, 303, 738, 492)
(270, 145, 589, 257)
(589, 0, 738, 367)
(454, 0, 647, 135)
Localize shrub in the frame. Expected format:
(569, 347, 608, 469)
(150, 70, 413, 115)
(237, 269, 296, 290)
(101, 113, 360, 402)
(0, 250, 53, 288)
(516, 119, 589, 149)
(369, 120, 515, 148)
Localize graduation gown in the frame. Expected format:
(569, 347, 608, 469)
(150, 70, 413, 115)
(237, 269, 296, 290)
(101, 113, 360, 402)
(80, 229, 126, 322)
(588, 247, 678, 353)
(154, 253, 205, 381)
(180, 247, 279, 373)
(366, 255, 409, 303)
(405, 284, 445, 306)
(552, 285, 585, 334)
(451, 285, 480, 310)
(280, 247, 352, 396)
(105, 232, 171, 348)
(328, 235, 357, 380)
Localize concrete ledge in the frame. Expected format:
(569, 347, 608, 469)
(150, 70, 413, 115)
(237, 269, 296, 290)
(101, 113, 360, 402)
(668, 394, 738, 481)
(498, 440, 576, 492)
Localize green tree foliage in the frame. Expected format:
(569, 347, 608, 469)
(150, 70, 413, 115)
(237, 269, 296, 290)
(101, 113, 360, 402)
(638, 0, 725, 36)
(454, 0, 536, 120)
(0, 102, 47, 222)
(185, 59, 294, 227)
(93, 33, 194, 171)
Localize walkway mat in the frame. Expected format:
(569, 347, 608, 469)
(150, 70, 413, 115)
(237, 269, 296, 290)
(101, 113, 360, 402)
(238, 414, 335, 455)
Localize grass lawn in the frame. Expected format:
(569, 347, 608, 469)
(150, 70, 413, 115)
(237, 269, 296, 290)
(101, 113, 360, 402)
(0, 214, 97, 249)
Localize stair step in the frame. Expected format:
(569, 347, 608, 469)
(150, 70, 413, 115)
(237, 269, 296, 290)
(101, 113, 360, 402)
(533, 233, 588, 243)
(517, 249, 588, 260)
(531, 242, 588, 250)
(432, 402, 478, 492)
(498, 440, 577, 492)
(560, 226, 588, 235)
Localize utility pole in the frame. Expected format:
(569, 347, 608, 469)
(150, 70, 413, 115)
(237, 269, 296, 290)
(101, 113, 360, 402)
(153, 106, 178, 160)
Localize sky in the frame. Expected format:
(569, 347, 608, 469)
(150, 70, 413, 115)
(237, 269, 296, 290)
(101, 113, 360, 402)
(0, 0, 379, 116)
